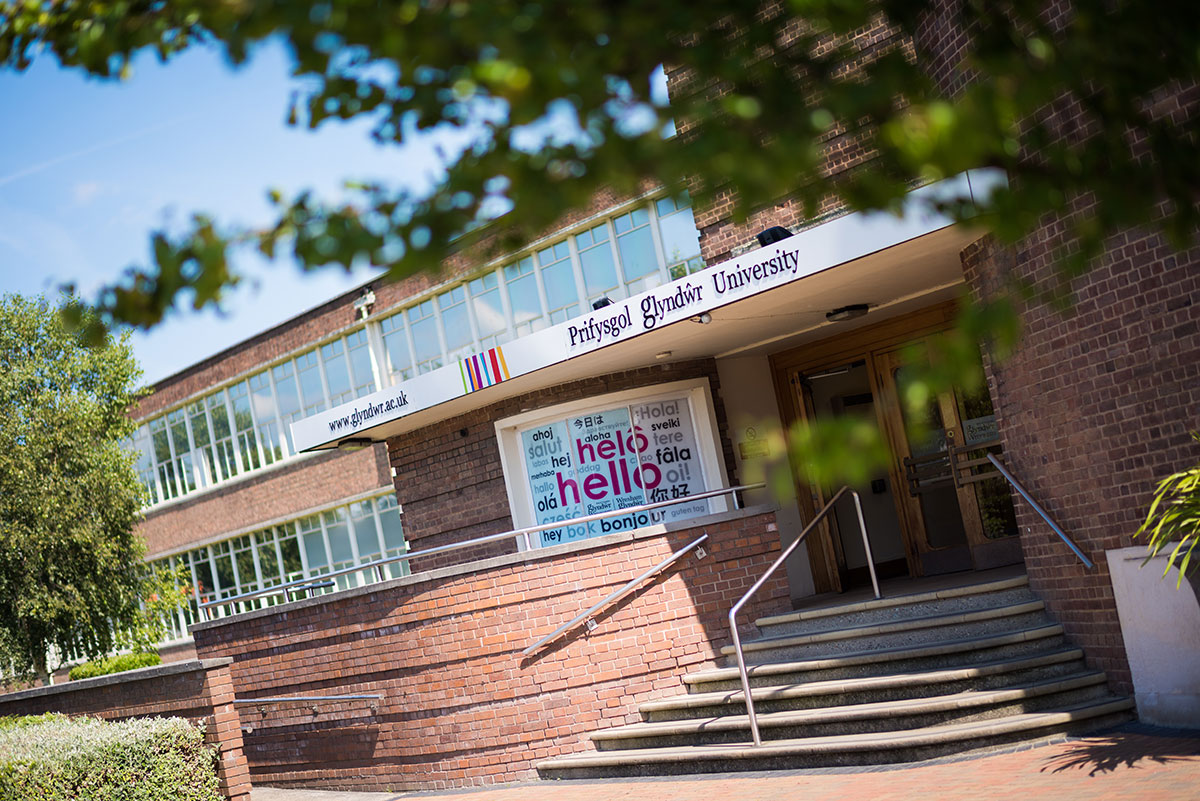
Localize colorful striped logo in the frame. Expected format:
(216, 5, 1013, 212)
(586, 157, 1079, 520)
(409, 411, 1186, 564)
(460, 346, 511, 393)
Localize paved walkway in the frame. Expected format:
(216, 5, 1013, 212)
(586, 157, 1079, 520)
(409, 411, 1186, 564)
(250, 724, 1199, 801)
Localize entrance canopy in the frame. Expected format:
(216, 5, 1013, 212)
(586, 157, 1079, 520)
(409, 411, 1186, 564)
(291, 171, 1000, 453)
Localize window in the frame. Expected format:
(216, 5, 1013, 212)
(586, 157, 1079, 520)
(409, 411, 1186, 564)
(614, 207, 661, 295)
(130, 428, 159, 506)
(408, 299, 443, 374)
(496, 380, 729, 548)
(249, 371, 284, 464)
(438, 285, 474, 359)
(227, 380, 261, 471)
(378, 313, 414, 384)
(344, 329, 378, 398)
(272, 361, 303, 454)
(469, 272, 508, 349)
(536, 240, 581, 323)
(296, 350, 327, 417)
(150, 493, 407, 635)
(656, 194, 705, 279)
(504, 256, 545, 336)
(206, 392, 239, 482)
(129, 194, 698, 512)
(575, 223, 620, 304)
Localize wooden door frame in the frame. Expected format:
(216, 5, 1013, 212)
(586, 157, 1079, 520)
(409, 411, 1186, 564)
(770, 302, 961, 591)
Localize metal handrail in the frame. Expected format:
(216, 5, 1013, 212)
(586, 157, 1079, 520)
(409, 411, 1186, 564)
(728, 485, 880, 747)
(199, 483, 766, 619)
(522, 533, 709, 656)
(986, 454, 1094, 569)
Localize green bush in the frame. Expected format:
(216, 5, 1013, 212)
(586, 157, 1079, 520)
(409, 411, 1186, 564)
(68, 651, 161, 681)
(0, 714, 221, 801)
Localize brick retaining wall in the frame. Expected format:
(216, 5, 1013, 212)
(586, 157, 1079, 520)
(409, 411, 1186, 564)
(191, 507, 789, 791)
(0, 659, 251, 801)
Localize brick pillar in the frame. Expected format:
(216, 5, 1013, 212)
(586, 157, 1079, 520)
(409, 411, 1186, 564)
(202, 663, 252, 801)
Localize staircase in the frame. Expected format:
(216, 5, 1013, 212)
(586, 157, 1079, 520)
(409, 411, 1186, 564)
(537, 574, 1133, 778)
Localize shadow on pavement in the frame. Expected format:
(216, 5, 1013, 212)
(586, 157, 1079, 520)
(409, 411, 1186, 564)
(1039, 727, 1200, 777)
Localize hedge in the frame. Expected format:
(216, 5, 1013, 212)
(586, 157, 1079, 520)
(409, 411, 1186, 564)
(69, 651, 162, 681)
(0, 714, 221, 801)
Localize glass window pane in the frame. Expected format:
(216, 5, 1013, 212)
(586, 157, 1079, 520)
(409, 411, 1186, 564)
(255, 531, 282, 584)
(168, 409, 190, 454)
(438, 287, 473, 355)
(577, 225, 619, 299)
(191, 548, 216, 602)
(212, 543, 237, 598)
(296, 350, 326, 416)
(249, 372, 283, 464)
(320, 340, 354, 406)
(324, 509, 353, 565)
(376, 496, 406, 552)
(617, 223, 658, 282)
(658, 205, 702, 267)
(469, 273, 506, 339)
(227, 381, 261, 471)
(541, 257, 579, 320)
(504, 256, 544, 335)
(208, 392, 231, 435)
(273, 362, 301, 418)
(235, 545, 257, 592)
(345, 330, 376, 397)
(188, 402, 210, 448)
(351, 501, 382, 562)
(408, 300, 442, 372)
(300, 516, 328, 573)
(279, 531, 303, 580)
(378, 314, 413, 383)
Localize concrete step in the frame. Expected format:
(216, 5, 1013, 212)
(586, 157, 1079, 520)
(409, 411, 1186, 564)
(641, 649, 1087, 721)
(755, 575, 1034, 637)
(595, 672, 1109, 749)
(536, 698, 1136, 778)
(723, 601, 1049, 664)
(686, 624, 1067, 692)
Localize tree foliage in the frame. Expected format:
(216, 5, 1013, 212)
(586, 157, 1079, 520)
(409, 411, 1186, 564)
(0, 0, 1195, 333)
(0, 295, 152, 683)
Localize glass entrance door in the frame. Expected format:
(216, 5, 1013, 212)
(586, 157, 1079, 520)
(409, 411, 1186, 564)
(874, 346, 1021, 574)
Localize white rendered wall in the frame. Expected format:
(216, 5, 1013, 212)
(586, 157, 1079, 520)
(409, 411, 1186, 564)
(1106, 546, 1200, 728)
(715, 355, 815, 601)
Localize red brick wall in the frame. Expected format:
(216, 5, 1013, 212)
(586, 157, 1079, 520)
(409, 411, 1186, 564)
(139, 444, 391, 558)
(678, 18, 908, 268)
(387, 359, 739, 572)
(962, 234, 1200, 693)
(190, 509, 788, 791)
(0, 659, 251, 801)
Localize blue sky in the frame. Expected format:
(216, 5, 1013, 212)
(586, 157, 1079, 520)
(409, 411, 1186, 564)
(0, 41, 449, 385)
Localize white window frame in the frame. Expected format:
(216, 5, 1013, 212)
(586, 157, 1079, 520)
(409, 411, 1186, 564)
(494, 378, 730, 549)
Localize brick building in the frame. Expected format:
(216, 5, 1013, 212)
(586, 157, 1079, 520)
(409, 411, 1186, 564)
(116, 5, 1199, 790)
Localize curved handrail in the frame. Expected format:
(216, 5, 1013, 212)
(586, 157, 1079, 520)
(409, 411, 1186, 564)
(728, 485, 881, 746)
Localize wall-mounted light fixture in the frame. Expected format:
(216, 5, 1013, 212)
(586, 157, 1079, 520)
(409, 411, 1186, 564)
(690, 312, 712, 325)
(755, 226, 794, 247)
(826, 304, 870, 322)
(592, 297, 613, 310)
(337, 437, 374, 451)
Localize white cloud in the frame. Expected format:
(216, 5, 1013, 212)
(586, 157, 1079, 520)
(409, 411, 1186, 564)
(72, 181, 103, 206)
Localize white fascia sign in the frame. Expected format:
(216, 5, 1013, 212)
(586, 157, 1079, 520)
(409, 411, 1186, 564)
(291, 170, 1002, 453)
